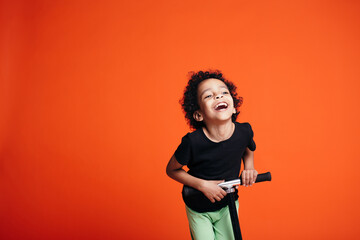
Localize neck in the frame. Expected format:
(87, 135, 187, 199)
(203, 121, 235, 142)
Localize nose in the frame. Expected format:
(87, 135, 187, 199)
(215, 94, 223, 99)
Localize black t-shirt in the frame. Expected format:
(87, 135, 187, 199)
(174, 122, 256, 212)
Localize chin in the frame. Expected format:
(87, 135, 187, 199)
(215, 116, 233, 123)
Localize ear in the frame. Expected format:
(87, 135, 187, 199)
(193, 111, 203, 122)
(233, 108, 236, 114)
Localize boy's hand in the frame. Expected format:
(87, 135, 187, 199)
(241, 169, 258, 187)
(199, 180, 227, 203)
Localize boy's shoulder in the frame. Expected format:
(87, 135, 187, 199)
(235, 121, 253, 130)
(235, 121, 251, 126)
(182, 128, 203, 141)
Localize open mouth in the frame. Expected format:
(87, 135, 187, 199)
(214, 102, 228, 111)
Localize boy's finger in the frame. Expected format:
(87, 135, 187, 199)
(243, 170, 248, 186)
(241, 171, 246, 186)
(246, 171, 251, 186)
(249, 172, 254, 185)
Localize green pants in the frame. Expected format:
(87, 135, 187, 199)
(185, 200, 239, 240)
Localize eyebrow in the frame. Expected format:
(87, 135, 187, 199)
(200, 86, 228, 98)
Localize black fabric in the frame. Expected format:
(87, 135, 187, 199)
(174, 122, 256, 213)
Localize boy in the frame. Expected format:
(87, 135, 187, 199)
(166, 70, 257, 240)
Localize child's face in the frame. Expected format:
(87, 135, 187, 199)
(194, 78, 236, 125)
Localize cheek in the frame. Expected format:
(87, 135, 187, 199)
(203, 103, 212, 111)
(199, 99, 211, 108)
(229, 97, 235, 107)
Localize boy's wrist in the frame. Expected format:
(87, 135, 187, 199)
(197, 179, 207, 192)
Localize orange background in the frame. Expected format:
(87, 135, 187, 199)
(1, 0, 360, 239)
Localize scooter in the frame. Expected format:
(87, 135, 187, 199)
(183, 172, 272, 240)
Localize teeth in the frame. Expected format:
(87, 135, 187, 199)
(215, 102, 228, 109)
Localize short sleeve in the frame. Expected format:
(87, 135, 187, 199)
(246, 123, 256, 151)
(174, 134, 192, 165)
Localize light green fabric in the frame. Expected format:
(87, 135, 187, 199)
(185, 200, 239, 240)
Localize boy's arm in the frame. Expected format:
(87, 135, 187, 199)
(241, 147, 258, 187)
(166, 154, 227, 203)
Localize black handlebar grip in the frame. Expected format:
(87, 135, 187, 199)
(254, 172, 272, 183)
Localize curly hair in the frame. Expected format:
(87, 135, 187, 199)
(180, 70, 243, 130)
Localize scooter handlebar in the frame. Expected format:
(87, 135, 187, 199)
(254, 172, 272, 183)
(182, 172, 271, 198)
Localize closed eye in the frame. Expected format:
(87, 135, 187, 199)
(204, 94, 212, 99)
